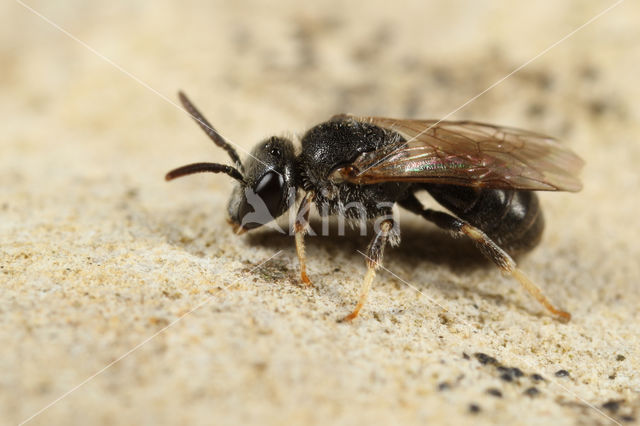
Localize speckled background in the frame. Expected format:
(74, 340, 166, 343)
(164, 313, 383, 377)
(2, 1, 639, 425)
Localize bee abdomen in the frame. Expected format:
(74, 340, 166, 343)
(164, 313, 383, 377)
(425, 184, 544, 255)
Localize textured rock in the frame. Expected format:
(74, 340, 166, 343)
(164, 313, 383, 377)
(2, 1, 639, 425)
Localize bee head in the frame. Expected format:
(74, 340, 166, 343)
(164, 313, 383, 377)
(225, 136, 297, 233)
(165, 92, 297, 234)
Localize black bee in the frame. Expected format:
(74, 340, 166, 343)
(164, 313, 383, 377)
(166, 92, 583, 321)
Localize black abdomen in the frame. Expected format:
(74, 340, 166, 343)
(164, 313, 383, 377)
(424, 184, 544, 254)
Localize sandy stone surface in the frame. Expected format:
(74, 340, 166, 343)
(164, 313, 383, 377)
(2, 1, 639, 425)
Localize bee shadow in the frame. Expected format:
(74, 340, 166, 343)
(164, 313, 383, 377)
(245, 217, 543, 318)
(245, 216, 492, 273)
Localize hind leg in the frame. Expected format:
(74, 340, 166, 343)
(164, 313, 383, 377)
(399, 195, 570, 321)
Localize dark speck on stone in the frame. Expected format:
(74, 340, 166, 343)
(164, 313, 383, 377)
(438, 382, 450, 391)
(580, 66, 599, 81)
(589, 100, 608, 116)
(531, 374, 545, 381)
(463, 352, 470, 360)
(486, 388, 502, 398)
(497, 366, 523, 378)
(621, 415, 635, 422)
(616, 354, 626, 361)
(468, 403, 481, 414)
(601, 400, 621, 413)
(510, 367, 524, 377)
(524, 387, 540, 397)
(474, 353, 497, 365)
(527, 103, 546, 117)
(500, 372, 513, 382)
(555, 369, 570, 378)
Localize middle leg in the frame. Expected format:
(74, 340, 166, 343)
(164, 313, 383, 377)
(341, 218, 395, 322)
(294, 191, 314, 286)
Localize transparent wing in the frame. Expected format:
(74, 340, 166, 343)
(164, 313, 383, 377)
(338, 115, 584, 191)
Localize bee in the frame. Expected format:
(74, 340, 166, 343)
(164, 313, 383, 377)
(166, 91, 584, 322)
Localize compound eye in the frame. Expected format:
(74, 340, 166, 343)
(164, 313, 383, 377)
(254, 171, 285, 217)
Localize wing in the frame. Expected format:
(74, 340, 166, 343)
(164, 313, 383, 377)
(334, 115, 584, 191)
